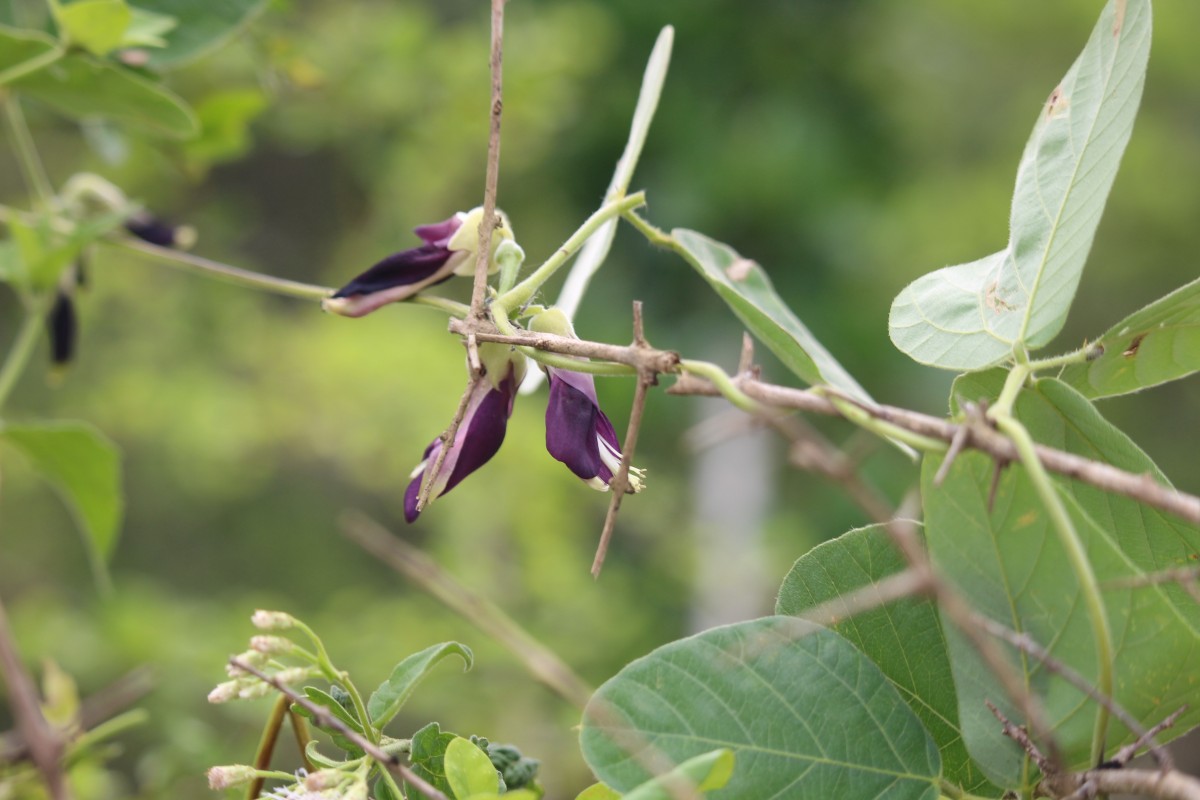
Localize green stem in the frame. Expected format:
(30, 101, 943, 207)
(1026, 347, 1090, 373)
(496, 192, 646, 311)
(109, 239, 333, 301)
(995, 413, 1114, 765)
(677, 359, 761, 414)
(622, 209, 675, 248)
(409, 294, 470, 318)
(0, 45, 65, 87)
(0, 304, 47, 412)
(290, 619, 378, 745)
(990, 363, 1031, 419)
(3, 94, 54, 206)
(378, 768, 405, 799)
(824, 393, 949, 453)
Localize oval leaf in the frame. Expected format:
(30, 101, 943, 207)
(580, 617, 942, 800)
(621, 749, 735, 800)
(672, 228, 874, 405)
(367, 641, 473, 728)
(1059, 277, 1200, 398)
(926, 372, 1200, 789)
(777, 524, 996, 797)
(445, 736, 499, 799)
(12, 53, 197, 137)
(889, 0, 1152, 369)
(0, 420, 122, 580)
(575, 785, 620, 800)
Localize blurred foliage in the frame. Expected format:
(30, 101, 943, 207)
(1, 1, 1198, 797)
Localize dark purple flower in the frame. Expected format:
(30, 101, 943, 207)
(324, 207, 513, 318)
(404, 345, 526, 522)
(47, 288, 77, 367)
(125, 210, 194, 249)
(544, 366, 644, 493)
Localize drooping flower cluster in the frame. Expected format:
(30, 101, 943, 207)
(325, 213, 645, 520)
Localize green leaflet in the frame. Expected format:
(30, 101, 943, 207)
(1058, 277, 1200, 398)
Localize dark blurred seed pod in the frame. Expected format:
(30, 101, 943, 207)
(125, 210, 195, 248)
(47, 290, 78, 367)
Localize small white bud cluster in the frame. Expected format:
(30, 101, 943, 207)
(207, 764, 257, 789)
(251, 609, 296, 630)
(250, 635, 295, 655)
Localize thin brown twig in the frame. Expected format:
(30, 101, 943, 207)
(247, 695, 290, 800)
(794, 567, 934, 628)
(339, 511, 594, 709)
(467, 0, 506, 328)
(593, 302, 653, 578)
(416, 370, 478, 513)
(1103, 566, 1200, 605)
(227, 658, 448, 800)
(1108, 707, 1187, 769)
(0, 597, 68, 800)
(974, 613, 1176, 771)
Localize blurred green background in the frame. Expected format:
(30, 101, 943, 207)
(1, 0, 1198, 797)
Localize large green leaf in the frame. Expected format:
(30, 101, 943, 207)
(776, 524, 995, 796)
(444, 737, 501, 799)
(672, 228, 873, 405)
(407, 722, 457, 797)
(11, 53, 197, 137)
(0, 420, 123, 569)
(580, 617, 942, 800)
(366, 642, 473, 728)
(889, 0, 1152, 370)
(1058, 277, 1200, 398)
(0, 23, 59, 78)
(131, 0, 266, 70)
(925, 374, 1200, 789)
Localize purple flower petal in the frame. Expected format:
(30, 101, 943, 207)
(545, 370, 604, 480)
(404, 369, 521, 522)
(414, 215, 463, 248)
(125, 212, 180, 247)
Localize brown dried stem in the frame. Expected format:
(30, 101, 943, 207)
(593, 302, 654, 578)
(227, 657, 448, 800)
(0, 597, 67, 800)
(468, 0, 507, 325)
(339, 511, 594, 709)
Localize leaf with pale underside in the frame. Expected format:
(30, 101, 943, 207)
(581, 617, 942, 800)
(889, 0, 1152, 370)
(1058, 276, 1200, 398)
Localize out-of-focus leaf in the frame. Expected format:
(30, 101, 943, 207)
(581, 617, 941, 799)
(0, 420, 123, 569)
(120, 7, 176, 48)
(12, 53, 197, 137)
(575, 784, 620, 800)
(366, 641, 472, 728)
(0, 240, 19, 284)
(6, 211, 126, 291)
(776, 523, 996, 797)
(1058, 277, 1200, 398)
(179, 87, 266, 174)
(408, 722, 457, 796)
(445, 736, 500, 799)
(926, 372, 1200, 789)
(0, 23, 59, 79)
(889, 0, 1151, 369)
(131, 0, 266, 69)
(40, 660, 81, 728)
(55, 0, 131, 56)
(672, 228, 873, 404)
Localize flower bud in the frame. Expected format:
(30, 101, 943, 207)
(251, 609, 297, 630)
(250, 635, 295, 655)
(207, 764, 257, 789)
(208, 680, 241, 704)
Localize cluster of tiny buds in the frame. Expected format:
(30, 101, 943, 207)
(252, 609, 297, 630)
(207, 764, 258, 790)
